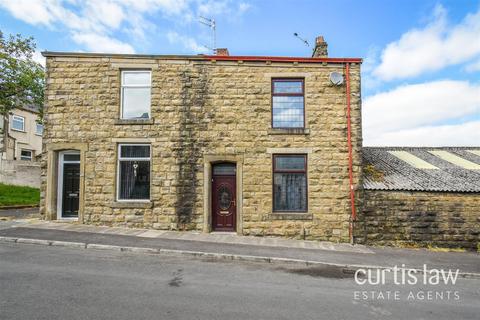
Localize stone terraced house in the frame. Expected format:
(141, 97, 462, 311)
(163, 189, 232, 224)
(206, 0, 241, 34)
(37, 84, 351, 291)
(40, 37, 479, 249)
(40, 37, 363, 243)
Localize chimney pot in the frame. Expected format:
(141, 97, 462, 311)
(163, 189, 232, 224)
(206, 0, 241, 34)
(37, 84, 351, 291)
(312, 36, 328, 58)
(215, 48, 229, 56)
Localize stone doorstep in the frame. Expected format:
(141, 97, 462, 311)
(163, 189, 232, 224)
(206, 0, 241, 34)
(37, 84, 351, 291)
(21, 220, 373, 254)
(1, 236, 479, 280)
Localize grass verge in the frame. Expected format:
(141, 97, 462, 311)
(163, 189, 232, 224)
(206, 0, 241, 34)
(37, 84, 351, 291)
(0, 183, 40, 207)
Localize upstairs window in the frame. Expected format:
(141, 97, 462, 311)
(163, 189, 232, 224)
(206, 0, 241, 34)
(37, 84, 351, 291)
(121, 70, 151, 119)
(117, 144, 150, 201)
(272, 79, 305, 128)
(36, 123, 43, 135)
(273, 154, 307, 212)
(12, 115, 25, 131)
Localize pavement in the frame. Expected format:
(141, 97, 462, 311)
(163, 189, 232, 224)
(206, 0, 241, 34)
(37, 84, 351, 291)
(0, 218, 478, 277)
(0, 207, 38, 220)
(1, 242, 478, 320)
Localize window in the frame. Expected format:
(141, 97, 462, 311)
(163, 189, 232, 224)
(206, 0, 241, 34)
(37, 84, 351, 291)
(121, 70, 151, 119)
(272, 79, 305, 128)
(117, 144, 150, 201)
(20, 149, 33, 161)
(36, 123, 43, 135)
(12, 115, 25, 131)
(273, 154, 307, 212)
(213, 163, 236, 175)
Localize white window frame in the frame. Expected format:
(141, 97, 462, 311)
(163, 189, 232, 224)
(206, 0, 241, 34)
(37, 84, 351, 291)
(20, 149, 33, 161)
(35, 123, 44, 135)
(11, 115, 25, 132)
(120, 70, 152, 119)
(57, 150, 81, 220)
(116, 143, 151, 202)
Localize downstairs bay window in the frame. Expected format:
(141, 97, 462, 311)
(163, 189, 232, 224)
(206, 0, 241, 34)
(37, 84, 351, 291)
(117, 144, 150, 201)
(273, 154, 307, 212)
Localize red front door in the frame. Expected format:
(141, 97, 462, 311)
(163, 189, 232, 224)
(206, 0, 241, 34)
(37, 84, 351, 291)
(212, 164, 236, 231)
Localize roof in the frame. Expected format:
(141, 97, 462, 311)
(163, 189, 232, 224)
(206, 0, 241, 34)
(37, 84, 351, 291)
(19, 104, 40, 114)
(41, 51, 362, 64)
(363, 147, 480, 193)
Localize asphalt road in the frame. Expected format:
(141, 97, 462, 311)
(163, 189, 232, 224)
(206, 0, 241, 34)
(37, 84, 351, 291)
(0, 243, 478, 320)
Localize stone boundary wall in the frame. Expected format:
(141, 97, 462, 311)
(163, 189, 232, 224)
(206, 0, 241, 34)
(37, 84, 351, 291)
(0, 158, 41, 188)
(356, 190, 479, 250)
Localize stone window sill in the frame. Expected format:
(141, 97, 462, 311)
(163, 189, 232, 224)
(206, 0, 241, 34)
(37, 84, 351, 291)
(114, 118, 154, 125)
(268, 213, 312, 220)
(267, 128, 310, 135)
(110, 201, 153, 209)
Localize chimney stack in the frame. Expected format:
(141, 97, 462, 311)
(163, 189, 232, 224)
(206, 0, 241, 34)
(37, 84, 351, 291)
(312, 36, 328, 58)
(215, 48, 229, 56)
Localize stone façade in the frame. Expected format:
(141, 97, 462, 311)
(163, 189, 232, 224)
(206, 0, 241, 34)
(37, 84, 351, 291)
(40, 53, 363, 243)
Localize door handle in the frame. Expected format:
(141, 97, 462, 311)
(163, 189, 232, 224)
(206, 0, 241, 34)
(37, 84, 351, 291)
(231, 200, 235, 206)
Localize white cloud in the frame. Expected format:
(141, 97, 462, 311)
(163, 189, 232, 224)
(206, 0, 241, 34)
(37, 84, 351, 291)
(373, 5, 480, 81)
(198, 0, 228, 16)
(365, 121, 480, 147)
(117, 0, 190, 16)
(0, 0, 251, 54)
(465, 58, 480, 73)
(72, 32, 135, 53)
(85, 1, 125, 29)
(0, 0, 55, 26)
(198, 0, 251, 18)
(238, 2, 251, 14)
(32, 49, 46, 67)
(0, 0, 134, 52)
(166, 31, 208, 53)
(363, 80, 480, 146)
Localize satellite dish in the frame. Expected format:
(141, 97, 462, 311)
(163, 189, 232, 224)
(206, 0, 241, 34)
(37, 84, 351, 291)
(329, 72, 344, 85)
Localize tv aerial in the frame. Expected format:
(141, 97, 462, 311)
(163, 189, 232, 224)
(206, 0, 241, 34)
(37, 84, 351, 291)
(293, 32, 310, 47)
(199, 16, 216, 54)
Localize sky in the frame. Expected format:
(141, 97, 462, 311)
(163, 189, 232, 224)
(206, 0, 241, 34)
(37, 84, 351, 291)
(0, 0, 479, 146)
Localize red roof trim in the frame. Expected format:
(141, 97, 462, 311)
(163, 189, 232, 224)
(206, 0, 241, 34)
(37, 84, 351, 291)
(203, 55, 362, 63)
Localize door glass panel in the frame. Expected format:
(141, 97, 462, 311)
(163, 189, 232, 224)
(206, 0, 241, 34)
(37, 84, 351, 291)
(64, 154, 80, 162)
(62, 163, 80, 217)
(218, 185, 232, 210)
(213, 163, 236, 175)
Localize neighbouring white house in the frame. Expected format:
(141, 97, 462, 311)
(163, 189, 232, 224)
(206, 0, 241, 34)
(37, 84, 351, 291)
(0, 105, 43, 162)
(0, 105, 43, 188)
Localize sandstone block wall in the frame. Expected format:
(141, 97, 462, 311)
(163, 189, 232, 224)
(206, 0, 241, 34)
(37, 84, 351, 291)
(357, 190, 479, 250)
(40, 54, 362, 242)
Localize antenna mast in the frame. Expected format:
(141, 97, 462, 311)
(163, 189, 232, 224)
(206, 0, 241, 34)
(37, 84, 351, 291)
(293, 32, 310, 47)
(199, 16, 216, 54)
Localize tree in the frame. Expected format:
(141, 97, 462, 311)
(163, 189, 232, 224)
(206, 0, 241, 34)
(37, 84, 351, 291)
(0, 30, 45, 153)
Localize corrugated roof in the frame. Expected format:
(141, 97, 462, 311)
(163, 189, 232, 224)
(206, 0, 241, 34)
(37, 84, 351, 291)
(363, 147, 480, 192)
